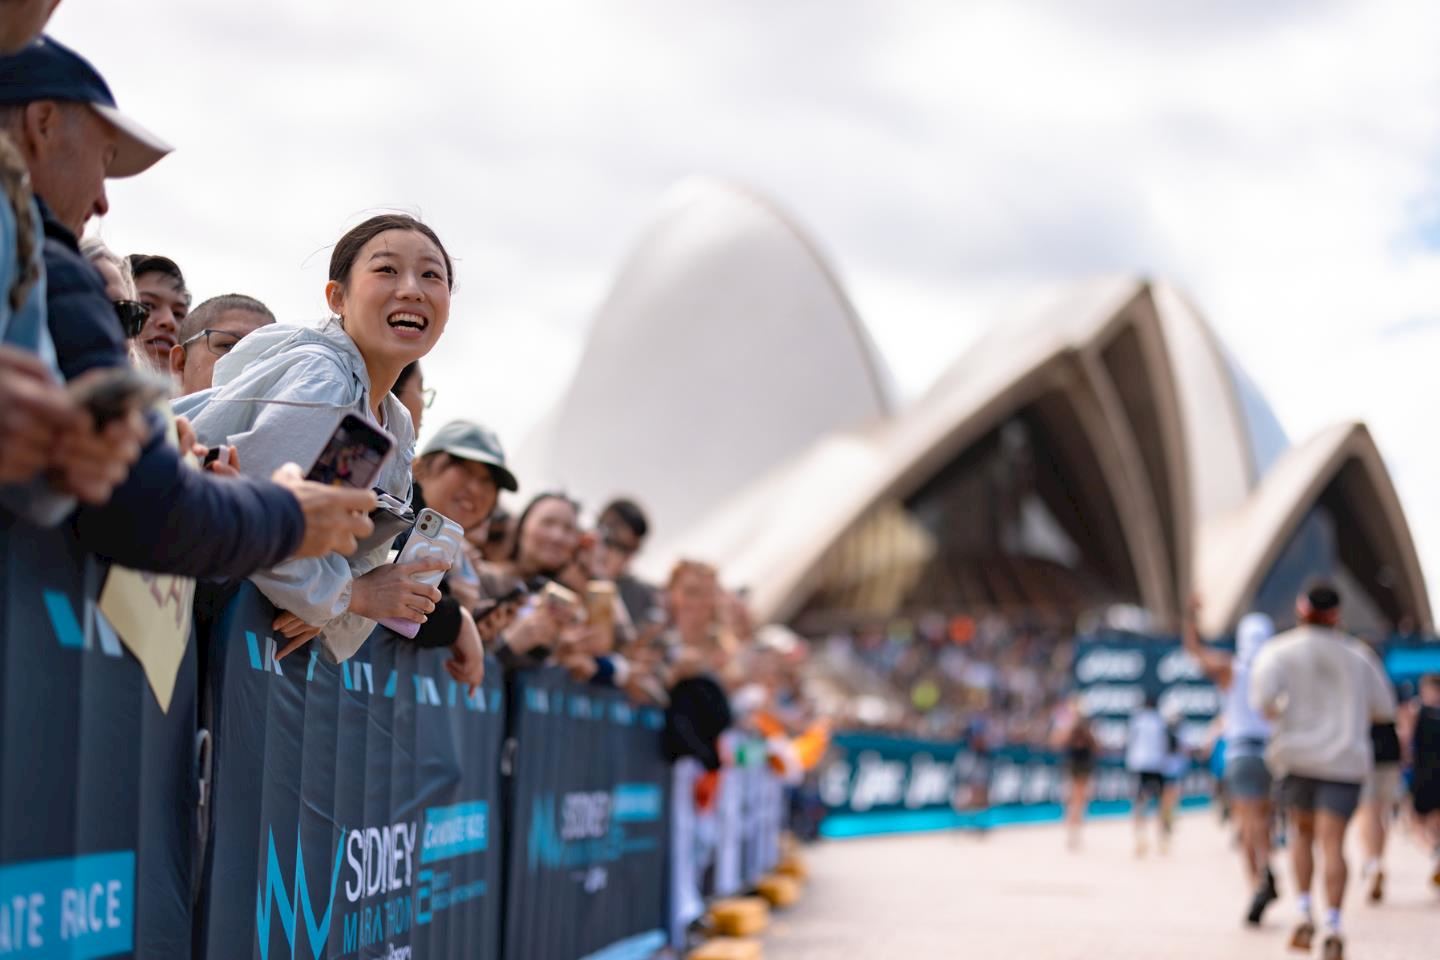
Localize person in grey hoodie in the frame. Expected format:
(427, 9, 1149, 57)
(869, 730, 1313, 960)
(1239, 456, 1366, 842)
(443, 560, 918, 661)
(179, 214, 454, 662)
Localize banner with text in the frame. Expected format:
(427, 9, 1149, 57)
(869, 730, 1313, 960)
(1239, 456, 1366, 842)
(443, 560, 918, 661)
(196, 583, 505, 960)
(502, 668, 669, 960)
(0, 515, 196, 958)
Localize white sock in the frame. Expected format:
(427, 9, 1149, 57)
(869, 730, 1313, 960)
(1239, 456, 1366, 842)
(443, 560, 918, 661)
(1325, 908, 1342, 935)
(1297, 892, 1312, 919)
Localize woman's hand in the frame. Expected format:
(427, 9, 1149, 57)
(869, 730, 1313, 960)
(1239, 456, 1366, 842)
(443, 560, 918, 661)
(445, 607, 485, 696)
(273, 611, 324, 660)
(348, 559, 450, 623)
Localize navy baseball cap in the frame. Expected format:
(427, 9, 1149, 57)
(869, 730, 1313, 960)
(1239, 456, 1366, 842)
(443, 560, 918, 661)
(0, 35, 171, 177)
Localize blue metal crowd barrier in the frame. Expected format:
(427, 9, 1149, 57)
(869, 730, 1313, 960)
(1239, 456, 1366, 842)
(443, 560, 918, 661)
(195, 582, 506, 960)
(0, 514, 197, 957)
(501, 668, 670, 960)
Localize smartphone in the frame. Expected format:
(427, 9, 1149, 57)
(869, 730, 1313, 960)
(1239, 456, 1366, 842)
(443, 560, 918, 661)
(305, 413, 393, 489)
(586, 580, 617, 637)
(68, 365, 170, 428)
(378, 508, 464, 639)
(540, 581, 583, 622)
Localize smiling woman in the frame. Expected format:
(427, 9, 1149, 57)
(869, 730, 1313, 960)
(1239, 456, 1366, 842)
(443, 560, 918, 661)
(177, 213, 457, 662)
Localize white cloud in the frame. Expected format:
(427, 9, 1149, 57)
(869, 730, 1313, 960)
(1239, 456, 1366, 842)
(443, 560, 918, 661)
(43, 0, 1440, 595)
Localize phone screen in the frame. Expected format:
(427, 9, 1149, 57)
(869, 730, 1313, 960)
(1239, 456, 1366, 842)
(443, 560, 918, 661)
(305, 414, 393, 489)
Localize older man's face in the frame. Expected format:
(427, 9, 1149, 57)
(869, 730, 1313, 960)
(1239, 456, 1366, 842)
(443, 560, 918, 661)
(21, 102, 115, 236)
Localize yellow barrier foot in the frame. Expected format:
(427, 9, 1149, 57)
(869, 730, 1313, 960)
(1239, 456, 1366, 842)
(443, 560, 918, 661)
(756, 874, 801, 908)
(688, 936, 763, 960)
(708, 896, 771, 936)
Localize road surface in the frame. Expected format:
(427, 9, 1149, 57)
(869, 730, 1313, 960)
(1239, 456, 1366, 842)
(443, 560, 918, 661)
(766, 813, 1437, 959)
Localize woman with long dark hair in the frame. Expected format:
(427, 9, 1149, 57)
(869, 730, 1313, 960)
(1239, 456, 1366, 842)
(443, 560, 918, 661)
(185, 213, 454, 661)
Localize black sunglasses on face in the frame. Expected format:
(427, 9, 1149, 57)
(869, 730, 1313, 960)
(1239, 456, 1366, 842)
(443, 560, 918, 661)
(113, 299, 151, 339)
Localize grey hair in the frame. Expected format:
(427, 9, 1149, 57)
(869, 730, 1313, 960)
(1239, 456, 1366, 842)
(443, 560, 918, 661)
(80, 236, 136, 299)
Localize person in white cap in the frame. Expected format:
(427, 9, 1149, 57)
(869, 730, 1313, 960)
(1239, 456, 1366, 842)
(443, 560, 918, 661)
(1182, 599, 1280, 926)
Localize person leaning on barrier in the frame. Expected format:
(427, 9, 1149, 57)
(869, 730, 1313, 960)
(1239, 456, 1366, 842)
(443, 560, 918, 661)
(396, 419, 523, 692)
(180, 214, 456, 662)
(168, 293, 274, 397)
(0, 36, 376, 567)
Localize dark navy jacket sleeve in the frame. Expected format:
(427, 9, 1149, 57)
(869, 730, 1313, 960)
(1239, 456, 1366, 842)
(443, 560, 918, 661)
(42, 222, 304, 578)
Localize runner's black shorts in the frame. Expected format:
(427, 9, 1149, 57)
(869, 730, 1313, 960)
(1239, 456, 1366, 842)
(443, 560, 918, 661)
(1280, 774, 1362, 819)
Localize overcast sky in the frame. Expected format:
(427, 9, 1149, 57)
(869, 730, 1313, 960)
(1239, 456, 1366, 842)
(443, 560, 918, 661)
(49, 0, 1440, 592)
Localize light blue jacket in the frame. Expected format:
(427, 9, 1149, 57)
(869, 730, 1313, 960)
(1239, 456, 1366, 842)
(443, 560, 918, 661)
(177, 318, 415, 661)
(0, 176, 74, 526)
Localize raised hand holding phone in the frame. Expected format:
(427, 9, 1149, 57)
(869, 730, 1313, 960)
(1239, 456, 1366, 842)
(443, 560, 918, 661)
(376, 508, 463, 638)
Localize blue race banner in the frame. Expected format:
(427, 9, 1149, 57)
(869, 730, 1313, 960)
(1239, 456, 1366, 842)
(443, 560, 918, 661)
(0, 512, 196, 958)
(502, 669, 669, 960)
(1072, 633, 1222, 753)
(195, 583, 504, 960)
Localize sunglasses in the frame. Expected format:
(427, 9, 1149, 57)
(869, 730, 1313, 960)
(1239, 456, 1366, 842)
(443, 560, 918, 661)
(112, 299, 151, 339)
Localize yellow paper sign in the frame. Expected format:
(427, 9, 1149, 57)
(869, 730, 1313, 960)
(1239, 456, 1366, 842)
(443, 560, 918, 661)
(100, 568, 194, 712)
(98, 401, 196, 712)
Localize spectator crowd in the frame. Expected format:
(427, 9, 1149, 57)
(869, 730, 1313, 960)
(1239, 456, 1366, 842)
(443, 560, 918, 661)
(811, 611, 1075, 746)
(0, 13, 827, 951)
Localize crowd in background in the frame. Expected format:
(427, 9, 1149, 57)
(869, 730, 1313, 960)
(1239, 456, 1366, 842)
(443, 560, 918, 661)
(812, 612, 1074, 745)
(0, 16, 828, 950)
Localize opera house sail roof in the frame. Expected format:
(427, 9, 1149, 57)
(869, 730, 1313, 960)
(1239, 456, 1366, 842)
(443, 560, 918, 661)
(518, 179, 1431, 637)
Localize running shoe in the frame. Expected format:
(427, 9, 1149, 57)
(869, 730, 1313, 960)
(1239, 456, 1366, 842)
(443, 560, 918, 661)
(1246, 868, 1278, 926)
(1289, 921, 1315, 952)
(1321, 934, 1344, 960)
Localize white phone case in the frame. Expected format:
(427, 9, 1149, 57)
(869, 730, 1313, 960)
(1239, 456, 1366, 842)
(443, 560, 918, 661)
(378, 508, 464, 639)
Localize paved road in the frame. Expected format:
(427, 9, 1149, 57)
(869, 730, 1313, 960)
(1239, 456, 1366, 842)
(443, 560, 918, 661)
(766, 813, 1437, 959)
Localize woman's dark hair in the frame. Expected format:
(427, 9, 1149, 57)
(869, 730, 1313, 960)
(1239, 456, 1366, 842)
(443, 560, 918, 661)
(329, 214, 454, 291)
(395, 361, 420, 394)
(508, 492, 581, 567)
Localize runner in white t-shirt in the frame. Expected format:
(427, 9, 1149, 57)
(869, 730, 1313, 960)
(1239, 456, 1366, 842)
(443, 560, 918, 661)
(1250, 583, 1396, 960)
(1127, 693, 1171, 857)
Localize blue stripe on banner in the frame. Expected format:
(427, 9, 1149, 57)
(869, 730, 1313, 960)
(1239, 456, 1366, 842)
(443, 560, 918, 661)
(0, 851, 136, 957)
(820, 796, 1212, 839)
(1386, 648, 1440, 679)
(578, 928, 668, 960)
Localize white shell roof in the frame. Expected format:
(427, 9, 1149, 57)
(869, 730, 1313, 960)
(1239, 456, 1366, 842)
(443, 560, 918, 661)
(514, 178, 892, 551)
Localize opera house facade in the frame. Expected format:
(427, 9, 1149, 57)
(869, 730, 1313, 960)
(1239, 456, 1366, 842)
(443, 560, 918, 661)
(517, 179, 1431, 639)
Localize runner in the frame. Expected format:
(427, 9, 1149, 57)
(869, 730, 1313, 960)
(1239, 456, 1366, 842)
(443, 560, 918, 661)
(1250, 583, 1396, 960)
(1356, 668, 1403, 903)
(1182, 602, 1279, 925)
(1052, 694, 1097, 851)
(1126, 692, 1171, 857)
(1400, 674, 1440, 888)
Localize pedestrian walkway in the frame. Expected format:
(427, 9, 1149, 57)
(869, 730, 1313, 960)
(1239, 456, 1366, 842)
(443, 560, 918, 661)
(766, 813, 1437, 959)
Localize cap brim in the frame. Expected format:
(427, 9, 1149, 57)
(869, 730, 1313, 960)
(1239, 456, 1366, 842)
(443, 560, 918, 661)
(92, 104, 172, 178)
(442, 445, 520, 492)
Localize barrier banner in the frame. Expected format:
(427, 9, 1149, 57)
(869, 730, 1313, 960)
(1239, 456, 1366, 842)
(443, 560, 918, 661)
(0, 515, 197, 958)
(196, 583, 504, 960)
(1071, 633, 1221, 752)
(502, 669, 669, 960)
(818, 732, 1213, 839)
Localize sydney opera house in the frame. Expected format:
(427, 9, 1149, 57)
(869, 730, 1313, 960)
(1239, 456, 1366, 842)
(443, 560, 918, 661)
(517, 179, 1431, 639)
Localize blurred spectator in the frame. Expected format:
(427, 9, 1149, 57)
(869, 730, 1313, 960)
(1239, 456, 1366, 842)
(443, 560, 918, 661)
(592, 497, 661, 623)
(126, 253, 188, 371)
(1, 36, 374, 571)
(169, 293, 274, 396)
(393, 360, 432, 437)
(182, 213, 453, 661)
(499, 492, 582, 583)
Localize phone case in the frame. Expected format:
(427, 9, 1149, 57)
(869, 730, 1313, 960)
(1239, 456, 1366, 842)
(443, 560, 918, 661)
(378, 508, 464, 639)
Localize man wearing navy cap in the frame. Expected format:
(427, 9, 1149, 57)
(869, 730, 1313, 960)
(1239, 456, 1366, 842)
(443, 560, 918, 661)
(0, 35, 380, 577)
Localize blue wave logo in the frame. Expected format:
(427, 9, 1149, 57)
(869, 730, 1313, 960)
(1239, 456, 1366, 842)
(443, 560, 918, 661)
(255, 827, 346, 960)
